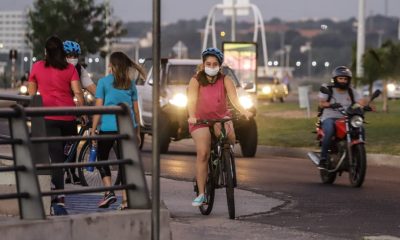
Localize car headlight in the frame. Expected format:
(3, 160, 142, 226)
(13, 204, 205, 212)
(20, 85, 28, 94)
(262, 86, 272, 94)
(387, 83, 395, 92)
(169, 93, 187, 108)
(239, 95, 254, 109)
(350, 115, 364, 128)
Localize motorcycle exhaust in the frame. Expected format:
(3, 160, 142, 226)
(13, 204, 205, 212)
(307, 152, 320, 166)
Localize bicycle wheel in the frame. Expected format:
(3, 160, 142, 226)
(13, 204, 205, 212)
(77, 141, 120, 187)
(223, 148, 235, 219)
(194, 160, 215, 215)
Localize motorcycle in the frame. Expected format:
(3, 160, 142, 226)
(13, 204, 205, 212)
(307, 86, 381, 187)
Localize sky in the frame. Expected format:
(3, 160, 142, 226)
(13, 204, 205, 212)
(0, 0, 399, 23)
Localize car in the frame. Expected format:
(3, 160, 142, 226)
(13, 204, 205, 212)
(137, 58, 258, 157)
(256, 76, 288, 102)
(361, 80, 400, 100)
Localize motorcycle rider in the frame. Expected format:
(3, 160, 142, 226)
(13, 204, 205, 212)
(318, 66, 364, 169)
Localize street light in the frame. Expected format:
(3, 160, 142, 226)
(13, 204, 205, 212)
(324, 61, 330, 67)
(312, 61, 317, 67)
(296, 61, 301, 67)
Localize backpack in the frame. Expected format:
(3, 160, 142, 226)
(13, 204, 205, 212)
(317, 85, 355, 117)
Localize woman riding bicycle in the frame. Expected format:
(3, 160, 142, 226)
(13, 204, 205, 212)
(187, 47, 253, 207)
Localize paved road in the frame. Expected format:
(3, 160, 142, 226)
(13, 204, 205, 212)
(140, 139, 400, 240)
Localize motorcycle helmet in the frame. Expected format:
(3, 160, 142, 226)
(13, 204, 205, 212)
(201, 47, 224, 65)
(63, 40, 81, 55)
(332, 66, 352, 89)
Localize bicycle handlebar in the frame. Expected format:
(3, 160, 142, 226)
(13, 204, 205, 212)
(195, 118, 234, 125)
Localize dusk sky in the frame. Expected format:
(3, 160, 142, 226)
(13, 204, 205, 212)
(0, 0, 399, 23)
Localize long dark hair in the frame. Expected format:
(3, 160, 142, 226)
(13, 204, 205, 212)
(109, 52, 147, 90)
(44, 36, 68, 69)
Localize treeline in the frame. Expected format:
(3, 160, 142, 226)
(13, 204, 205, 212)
(124, 15, 399, 77)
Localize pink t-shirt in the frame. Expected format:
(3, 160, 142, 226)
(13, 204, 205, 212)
(189, 74, 231, 133)
(29, 60, 79, 121)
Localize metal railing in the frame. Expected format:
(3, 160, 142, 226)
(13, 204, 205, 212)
(0, 96, 150, 220)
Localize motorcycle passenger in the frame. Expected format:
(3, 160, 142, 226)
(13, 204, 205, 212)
(318, 66, 364, 169)
(187, 47, 253, 207)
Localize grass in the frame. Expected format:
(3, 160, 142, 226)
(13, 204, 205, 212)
(256, 99, 400, 155)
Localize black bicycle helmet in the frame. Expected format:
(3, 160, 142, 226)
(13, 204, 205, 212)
(201, 47, 224, 65)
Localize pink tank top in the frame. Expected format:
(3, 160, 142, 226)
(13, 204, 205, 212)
(189, 74, 231, 133)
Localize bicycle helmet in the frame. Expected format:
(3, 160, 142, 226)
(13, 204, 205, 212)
(63, 40, 81, 55)
(332, 66, 352, 89)
(202, 47, 224, 65)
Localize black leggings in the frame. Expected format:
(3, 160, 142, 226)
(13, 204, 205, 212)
(97, 131, 121, 179)
(45, 120, 77, 190)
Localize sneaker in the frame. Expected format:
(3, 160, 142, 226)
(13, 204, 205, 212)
(191, 194, 206, 207)
(65, 177, 72, 184)
(50, 196, 68, 216)
(51, 203, 68, 216)
(72, 174, 81, 185)
(318, 158, 329, 170)
(98, 192, 117, 208)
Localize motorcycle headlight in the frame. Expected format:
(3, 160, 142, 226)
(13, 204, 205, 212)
(239, 95, 254, 109)
(350, 115, 364, 128)
(20, 85, 28, 94)
(169, 93, 187, 108)
(262, 86, 272, 94)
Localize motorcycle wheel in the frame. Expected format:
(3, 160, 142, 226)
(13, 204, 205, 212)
(319, 168, 337, 184)
(349, 144, 367, 188)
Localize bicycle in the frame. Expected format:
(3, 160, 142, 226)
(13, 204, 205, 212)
(193, 118, 237, 219)
(63, 119, 120, 187)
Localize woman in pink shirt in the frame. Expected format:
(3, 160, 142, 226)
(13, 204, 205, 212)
(187, 48, 253, 207)
(28, 36, 84, 215)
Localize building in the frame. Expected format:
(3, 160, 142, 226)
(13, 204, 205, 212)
(0, 10, 29, 54)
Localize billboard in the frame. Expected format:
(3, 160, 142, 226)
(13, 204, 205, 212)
(222, 42, 257, 92)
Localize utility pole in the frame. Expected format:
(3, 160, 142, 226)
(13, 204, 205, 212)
(231, 0, 236, 41)
(356, 0, 366, 78)
(104, 0, 110, 76)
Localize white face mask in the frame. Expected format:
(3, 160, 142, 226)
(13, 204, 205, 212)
(66, 58, 78, 66)
(204, 67, 219, 77)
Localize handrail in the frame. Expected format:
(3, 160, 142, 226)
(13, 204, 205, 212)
(0, 102, 150, 220)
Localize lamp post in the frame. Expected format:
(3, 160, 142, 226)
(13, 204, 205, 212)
(356, 0, 366, 78)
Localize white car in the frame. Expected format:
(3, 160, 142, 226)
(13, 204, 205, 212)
(136, 58, 258, 157)
(361, 80, 400, 99)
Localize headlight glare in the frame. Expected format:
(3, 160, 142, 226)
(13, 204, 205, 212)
(239, 96, 253, 109)
(20, 85, 28, 94)
(387, 83, 395, 92)
(169, 93, 188, 108)
(262, 86, 272, 94)
(350, 115, 364, 128)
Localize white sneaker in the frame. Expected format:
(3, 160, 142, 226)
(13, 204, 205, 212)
(191, 194, 206, 207)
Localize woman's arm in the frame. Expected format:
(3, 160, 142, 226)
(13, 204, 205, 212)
(224, 76, 253, 119)
(91, 98, 103, 135)
(133, 100, 141, 144)
(28, 82, 37, 96)
(71, 80, 85, 106)
(187, 77, 199, 123)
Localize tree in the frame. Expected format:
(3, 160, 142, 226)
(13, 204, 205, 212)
(361, 40, 400, 112)
(27, 0, 125, 59)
